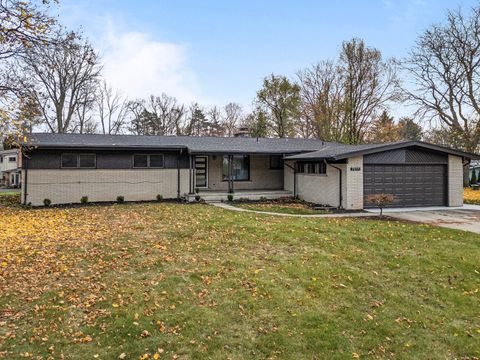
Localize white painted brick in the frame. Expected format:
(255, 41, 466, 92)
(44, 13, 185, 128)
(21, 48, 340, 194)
(344, 156, 364, 210)
(296, 164, 346, 207)
(448, 155, 463, 207)
(24, 169, 189, 206)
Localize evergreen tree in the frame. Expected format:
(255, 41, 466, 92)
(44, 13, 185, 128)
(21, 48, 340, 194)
(398, 117, 423, 141)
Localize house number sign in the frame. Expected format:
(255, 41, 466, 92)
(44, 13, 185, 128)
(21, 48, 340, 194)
(350, 167, 361, 171)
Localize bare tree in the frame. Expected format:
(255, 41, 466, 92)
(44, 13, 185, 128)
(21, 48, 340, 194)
(297, 61, 344, 141)
(0, 0, 58, 139)
(17, 30, 102, 133)
(340, 38, 401, 144)
(96, 81, 128, 135)
(222, 102, 243, 136)
(0, 0, 58, 93)
(402, 6, 480, 154)
(127, 94, 186, 136)
(206, 106, 225, 136)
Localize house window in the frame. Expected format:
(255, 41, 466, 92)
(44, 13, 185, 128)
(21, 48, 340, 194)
(149, 154, 164, 168)
(61, 153, 96, 168)
(270, 155, 283, 169)
(61, 153, 78, 168)
(222, 155, 250, 181)
(297, 162, 326, 175)
(133, 154, 164, 168)
(79, 154, 96, 168)
(8, 156, 16, 162)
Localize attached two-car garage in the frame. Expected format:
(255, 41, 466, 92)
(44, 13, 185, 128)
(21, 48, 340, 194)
(363, 147, 449, 208)
(363, 164, 447, 207)
(278, 140, 469, 210)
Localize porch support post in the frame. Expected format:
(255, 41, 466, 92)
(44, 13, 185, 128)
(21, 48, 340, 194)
(229, 154, 234, 193)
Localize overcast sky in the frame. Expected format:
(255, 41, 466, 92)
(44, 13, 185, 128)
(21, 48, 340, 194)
(56, 0, 478, 116)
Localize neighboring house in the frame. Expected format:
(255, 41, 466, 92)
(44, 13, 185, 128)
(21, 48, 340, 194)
(0, 148, 21, 188)
(469, 160, 480, 182)
(19, 133, 477, 208)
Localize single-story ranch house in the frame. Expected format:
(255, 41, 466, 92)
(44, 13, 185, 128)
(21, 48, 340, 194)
(19, 133, 477, 209)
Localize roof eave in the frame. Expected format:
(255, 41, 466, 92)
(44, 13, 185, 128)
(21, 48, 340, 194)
(331, 141, 479, 160)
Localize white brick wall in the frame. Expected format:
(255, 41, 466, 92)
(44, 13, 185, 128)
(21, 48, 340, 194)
(24, 169, 189, 206)
(448, 155, 463, 207)
(284, 160, 295, 193)
(344, 156, 364, 210)
(296, 164, 346, 207)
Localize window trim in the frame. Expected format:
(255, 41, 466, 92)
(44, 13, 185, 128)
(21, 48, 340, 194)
(61, 153, 97, 169)
(222, 155, 251, 182)
(297, 161, 327, 175)
(61, 153, 79, 169)
(78, 153, 97, 169)
(269, 155, 284, 170)
(148, 154, 165, 168)
(132, 154, 165, 169)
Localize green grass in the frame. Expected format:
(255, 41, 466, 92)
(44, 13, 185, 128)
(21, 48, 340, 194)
(235, 202, 328, 215)
(0, 202, 479, 359)
(0, 191, 20, 207)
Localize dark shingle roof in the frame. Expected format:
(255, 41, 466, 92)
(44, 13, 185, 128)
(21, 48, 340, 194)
(22, 134, 478, 159)
(284, 140, 479, 160)
(23, 133, 336, 154)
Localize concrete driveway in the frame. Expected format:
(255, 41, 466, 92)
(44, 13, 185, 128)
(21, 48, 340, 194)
(367, 204, 480, 234)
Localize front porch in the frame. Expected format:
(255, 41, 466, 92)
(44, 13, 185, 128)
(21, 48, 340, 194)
(187, 153, 288, 198)
(186, 189, 293, 203)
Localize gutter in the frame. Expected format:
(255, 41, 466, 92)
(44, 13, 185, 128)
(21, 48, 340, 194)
(326, 160, 343, 209)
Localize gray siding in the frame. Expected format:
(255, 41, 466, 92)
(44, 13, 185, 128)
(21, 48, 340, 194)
(26, 150, 190, 169)
(364, 147, 447, 164)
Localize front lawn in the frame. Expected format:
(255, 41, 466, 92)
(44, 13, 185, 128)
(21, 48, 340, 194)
(464, 187, 480, 205)
(0, 201, 479, 359)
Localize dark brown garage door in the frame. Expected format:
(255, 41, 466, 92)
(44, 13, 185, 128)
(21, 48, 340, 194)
(363, 164, 447, 208)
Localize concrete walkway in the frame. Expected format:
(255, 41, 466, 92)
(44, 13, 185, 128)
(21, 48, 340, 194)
(211, 202, 375, 218)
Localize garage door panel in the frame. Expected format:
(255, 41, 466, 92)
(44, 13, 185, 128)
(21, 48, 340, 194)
(364, 164, 446, 208)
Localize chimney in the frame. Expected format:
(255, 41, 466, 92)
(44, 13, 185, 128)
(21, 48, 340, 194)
(233, 127, 250, 138)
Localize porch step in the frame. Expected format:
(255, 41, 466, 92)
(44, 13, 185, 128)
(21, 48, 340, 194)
(187, 190, 293, 203)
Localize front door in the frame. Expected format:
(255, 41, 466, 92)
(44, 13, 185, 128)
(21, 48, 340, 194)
(195, 156, 208, 188)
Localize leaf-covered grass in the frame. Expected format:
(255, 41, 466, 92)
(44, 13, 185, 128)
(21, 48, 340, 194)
(464, 187, 480, 205)
(0, 192, 21, 207)
(0, 202, 479, 359)
(235, 201, 328, 215)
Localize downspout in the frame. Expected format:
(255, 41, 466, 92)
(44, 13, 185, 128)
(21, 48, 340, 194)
(327, 160, 343, 209)
(23, 155, 28, 205)
(177, 149, 181, 199)
(284, 162, 297, 198)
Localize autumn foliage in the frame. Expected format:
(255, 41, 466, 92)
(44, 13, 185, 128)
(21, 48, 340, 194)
(366, 193, 396, 215)
(0, 194, 478, 358)
(464, 187, 480, 205)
